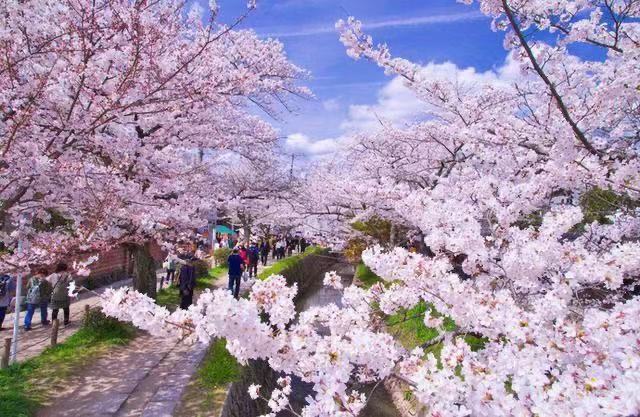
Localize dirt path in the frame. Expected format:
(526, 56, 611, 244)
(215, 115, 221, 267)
(3, 277, 142, 362)
(37, 257, 274, 417)
(172, 258, 278, 417)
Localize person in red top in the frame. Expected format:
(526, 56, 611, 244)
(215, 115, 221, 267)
(238, 245, 248, 266)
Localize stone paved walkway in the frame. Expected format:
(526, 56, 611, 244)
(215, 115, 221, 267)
(2, 277, 138, 362)
(37, 256, 274, 417)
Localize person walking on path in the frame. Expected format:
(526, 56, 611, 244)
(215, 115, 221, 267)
(277, 238, 287, 260)
(227, 249, 245, 299)
(0, 274, 16, 331)
(271, 237, 277, 260)
(162, 254, 178, 288)
(24, 268, 52, 331)
(178, 256, 196, 309)
(300, 237, 307, 253)
(247, 243, 259, 279)
(259, 240, 270, 266)
(50, 263, 71, 326)
(238, 245, 248, 266)
(287, 238, 295, 257)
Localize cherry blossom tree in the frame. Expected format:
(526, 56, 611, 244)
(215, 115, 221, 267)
(102, 1, 640, 416)
(213, 152, 300, 244)
(0, 0, 308, 282)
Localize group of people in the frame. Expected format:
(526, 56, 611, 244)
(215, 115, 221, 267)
(160, 234, 311, 305)
(0, 263, 74, 332)
(225, 236, 309, 299)
(213, 234, 239, 250)
(272, 236, 308, 260)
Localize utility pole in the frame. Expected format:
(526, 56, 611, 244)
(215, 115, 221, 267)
(289, 153, 294, 181)
(10, 240, 22, 363)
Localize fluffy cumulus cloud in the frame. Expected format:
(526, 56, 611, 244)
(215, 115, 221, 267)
(285, 54, 520, 157)
(322, 98, 342, 112)
(285, 133, 351, 156)
(341, 53, 521, 132)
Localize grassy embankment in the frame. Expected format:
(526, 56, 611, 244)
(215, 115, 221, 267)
(354, 263, 486, 358)
(257, 245, 326, 280)
(156, 264, 228, 308)
(0, 310, 136, 417)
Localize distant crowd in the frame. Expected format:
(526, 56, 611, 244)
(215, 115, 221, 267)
(225, 236, 309, 299)
(162, 235, 310, 303)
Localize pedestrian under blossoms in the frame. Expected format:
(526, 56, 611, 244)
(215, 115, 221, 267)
(238, 245, 248, 265)
(259, 240, 270, 266)
(178, 255, 196, 310)
(162, 253, 177, 288)
(271, 237, 278, 259)
(50, 263, 71, 326)
(287, 238, 295, 257)
(227, 249, 245, 299)
(24, 268, 52, 331)
(0, 274, 16, 331)
(275, 239, 284, 260)
(247, 242, 260, 278)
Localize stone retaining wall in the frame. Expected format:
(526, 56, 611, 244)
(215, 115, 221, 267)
(219, 252, 335, 417)
(384, 377, 427, 417)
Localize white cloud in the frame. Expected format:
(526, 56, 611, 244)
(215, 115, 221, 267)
(341, 53, 521, 132)
(341, 76, 424, 132)
(322, 98, 341, 112)
(285, 133, 350, 156)
(260, 11, 485, 38)
(285, 54, 522, 158)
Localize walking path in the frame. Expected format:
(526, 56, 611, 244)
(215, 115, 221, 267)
(2, 276, 141, 362)
(37, 257, 274, 417)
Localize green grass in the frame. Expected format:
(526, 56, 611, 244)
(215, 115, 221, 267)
(157, 266, 228, 308)
(197, 338, 243, 389)
(174, 338, 243, 416)
(386, 301, 441, 349)
(156, 285, 181, 308)
(258, 246, 326, 280)
(385, 301, 486, 363)
(196, 265, 228, 290)
(0, 311, 135, 417)
(354, 263, 383, 289)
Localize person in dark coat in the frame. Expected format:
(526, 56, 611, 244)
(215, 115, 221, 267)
(259, 240, 270, 266)
(178, 256, 196, 309)
(50, 263, 71, 326)
(227, 249, 245, 299)
(247, 243, 259, 278)
(0, 274, 16, 331)
(299, 237, 307, 253)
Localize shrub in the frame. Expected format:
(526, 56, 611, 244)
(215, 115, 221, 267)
(212, 247, 232, 267)
(258, 246, 327, 280)
(354, 263, 382, 289)
(343, 237, 368, 263)
(193, 259, 210, 278)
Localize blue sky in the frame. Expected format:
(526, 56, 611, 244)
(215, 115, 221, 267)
(211, 0, 508, 155)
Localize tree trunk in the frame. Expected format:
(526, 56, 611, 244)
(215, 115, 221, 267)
(389, 223, 397, 249)
(243, 223, 251, 245)
(131, 242, 157, 299)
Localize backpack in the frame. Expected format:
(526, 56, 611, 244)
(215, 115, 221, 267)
(0, 276, 8, 297)
(26, 278, 42, 301)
